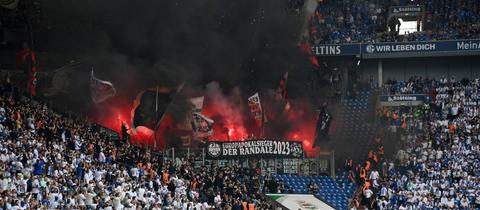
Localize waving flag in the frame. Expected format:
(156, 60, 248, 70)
(299, 40, 320, 67)
(248, 92, 264, 127)
(191, 113, 214, 138)
(276, 72, 288, 101)
(309, 56, 320, 67)
(280, 72, 288, 100)
(188, 96, 213, 138)
(27, 51, 37, 96)
(299, 40, 312, 54)
(90, 70, 116, 103)
(131, 87, 172, 130)
(28, 69, 37, 96)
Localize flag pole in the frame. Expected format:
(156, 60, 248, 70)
(260, 116, 265, 138)
(152, 82, 185, 151)
(154, 86, 159, 150)
(260, 94, 266, 139)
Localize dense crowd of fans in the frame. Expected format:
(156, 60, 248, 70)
(308, 0, 480, 44)
(308, 0, 385, 44)
(0, 82, 281, 209)
(349, 76, 480, 209)
(3, 0, 480, 209)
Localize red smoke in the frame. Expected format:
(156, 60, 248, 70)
(200, 85, 318, 155)
(284, 101, 317, 152)
(91, 84, 318, 156)
(202, 83, 249, 140)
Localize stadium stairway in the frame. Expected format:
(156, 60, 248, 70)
(273, 174, 356, 210)
(270, 90, 377, 209)
(334, 89, 378, 161)
(325, 89, 378, 208)
(334, 171, 357, 204)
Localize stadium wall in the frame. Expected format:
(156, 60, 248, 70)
(358, 56, 480, 84)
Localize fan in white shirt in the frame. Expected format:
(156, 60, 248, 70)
(369, 170, 379, 181)
(363, 188, 373, 199)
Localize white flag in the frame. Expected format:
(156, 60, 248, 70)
(248, 92, 264, 127)
(191, 113, 214, 138)
(90, 70, 116, 104)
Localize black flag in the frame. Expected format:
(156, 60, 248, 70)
(313, 105, 331, 147)
(132, 88, 172, 130)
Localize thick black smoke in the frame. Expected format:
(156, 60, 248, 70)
(39, 0, 336, 151)
(39, 0, 384, 164)
(43, 0, 310, 102)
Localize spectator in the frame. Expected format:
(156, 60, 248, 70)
(0, 83, 278, 209)
(308, 0, 480, 44)
(352, 76, 480, 209)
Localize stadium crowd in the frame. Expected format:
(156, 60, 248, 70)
(308, 0, 480, 44)
(349, 76, 480, 209)
(0, 82, 280, 209)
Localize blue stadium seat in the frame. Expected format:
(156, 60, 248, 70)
(276, 172, 356, 207)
